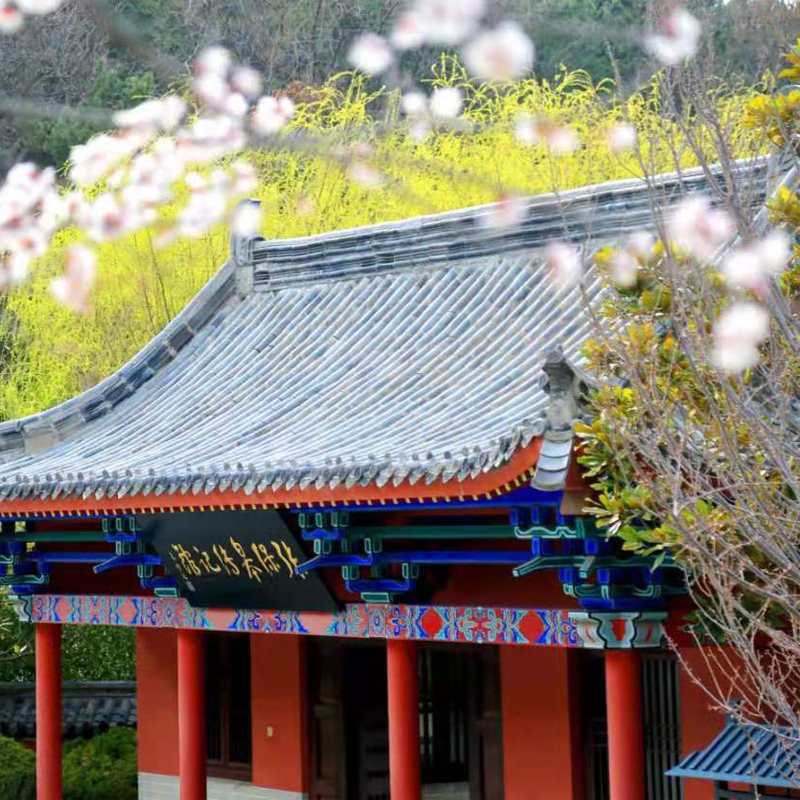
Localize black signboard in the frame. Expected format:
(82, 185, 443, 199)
(137, 510, 338, 612)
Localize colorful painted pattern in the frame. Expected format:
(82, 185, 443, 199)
(13, 594, 667, 649)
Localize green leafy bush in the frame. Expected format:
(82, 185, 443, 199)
(0, 735, 35, 800)
(63, 727, 138, 800)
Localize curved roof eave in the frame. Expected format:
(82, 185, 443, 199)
(0, 158, 771, 514)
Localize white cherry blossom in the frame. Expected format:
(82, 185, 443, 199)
(607, 123, 637, 153)
(463, 22, 534, 81)
(50, 245, 96, 314)
(17, 0, 62, 13)
(231, 202, 262, 236)
(401, 91, 428, 117)
(712, 302, 770, 374)
(545, 241, 583, 287)
(348, 33, 393, 75)
(646, 7, 702, 66)
(252, 95, 295, 135)
(429, 87, 463, 119)
(667, 196, 734, 261)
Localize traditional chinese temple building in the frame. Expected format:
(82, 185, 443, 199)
(0, 160, 776, 800)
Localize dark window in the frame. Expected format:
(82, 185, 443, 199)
(643, 654, 683, 800)
(206, 632, 252, 780)
(419, 648, 469, 784)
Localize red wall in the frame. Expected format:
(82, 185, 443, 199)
(136, 627, 179, 776)
(500, 647, 582, 800)
(250, 634, 308, 793)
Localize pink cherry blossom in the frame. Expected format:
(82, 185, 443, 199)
(463, 22, 534, 81)
(85, 194, 128, 242)
(514, 115, 578, 154)
(429, 87, 462, 119)
(252, 95, 295, 135)
(348, 33, 393, 75)
(646, 7, 702, 66)
(0, 3, 23, 33)
(609, 250, 640, 287)
(415, 0, 485, 46)
(177, 188, 228, 238)
(667, 196, 734, 261)
(50, 245, 96, 314)
(721, 230, 792, 292)
(194, 46, 232, 77)
(231, 160, 257, 194)
(347, 162, 384, 189)
(113, 96, 187, 132)
(607, 123, 637, 153)
(391, 10, 427, 50)
(231, 67, 262, 99)
(712, 302, 770, 374)
(482, 195, 527, 231)
(545, 242, 583, 287)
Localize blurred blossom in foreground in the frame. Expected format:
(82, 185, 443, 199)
(721, 230, 792, 293)
(712, 302, 770, 374)
(429, 87, 463, 119)
(0, 3, 23, 33)
(545, 242, 583, 287)
(645, 7, 702, 66)
(411, 0, 485, 46)
(463, 22, 534, 81)
(252, 95, 296, 135)
(231, 203, 263, 236)
(514, 116, 579, 154)
(667, 196, 734, 261)
(348, 33, 393, 75)
(50, 245, 97, 314)
(609, 232, 655, 287)
(482, 196, 527, 231)
(606, 123, 637, 153)
(1, 0, 62, 33)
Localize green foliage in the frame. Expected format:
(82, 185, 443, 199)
(18, 65, 156, 168)
(63, 728, 138, 800)
(0, 621, 134, 683)
(0, 736, 35, 800)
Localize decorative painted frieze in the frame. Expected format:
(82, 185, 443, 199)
(15, 593, 667, 649)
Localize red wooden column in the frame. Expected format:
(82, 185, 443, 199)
(36, 623, 62, 800)
(178, 629, 207, 800)
(605, 649, 646, 800)
(387, 639, 421, 800)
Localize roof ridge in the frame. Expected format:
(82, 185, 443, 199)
(250, 158, 768, 291)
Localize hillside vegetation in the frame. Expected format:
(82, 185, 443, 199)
(0, 62, 765, 421)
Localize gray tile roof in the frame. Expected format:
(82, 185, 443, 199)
(0, 160, 769, 506)
(0, 681, 136, 739)
(667, 717, 800, 789)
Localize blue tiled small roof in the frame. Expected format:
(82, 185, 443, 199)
(0, 160, 770, 504)
(667, 719, 800, 789)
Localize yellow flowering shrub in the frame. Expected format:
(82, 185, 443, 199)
(0, 59, 765, 420)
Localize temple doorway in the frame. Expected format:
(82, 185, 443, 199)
(308, 641, 504, 800)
